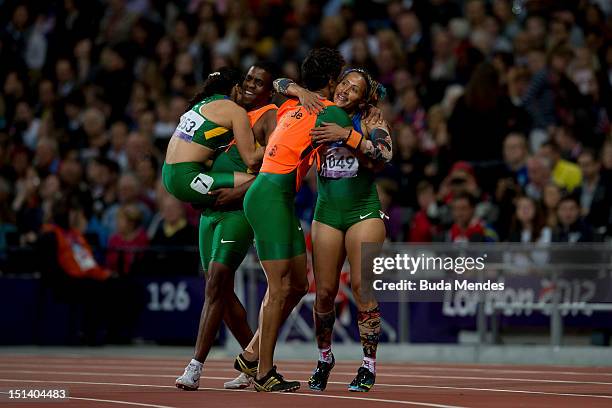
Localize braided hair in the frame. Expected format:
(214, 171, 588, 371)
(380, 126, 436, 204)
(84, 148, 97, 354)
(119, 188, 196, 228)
(186, 67, 242, 111)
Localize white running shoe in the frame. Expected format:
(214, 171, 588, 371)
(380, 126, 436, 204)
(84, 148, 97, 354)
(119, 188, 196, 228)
(175, 361, 202, 391)
(224, 372, 253, 389)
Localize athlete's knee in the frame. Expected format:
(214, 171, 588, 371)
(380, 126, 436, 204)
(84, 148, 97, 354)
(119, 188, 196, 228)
(267, 281, 292, 304)
(315, 285, 336, 310)
(290, 280, 308, 300)
(353, 282, 377, 311)
(286, 272, 308, 300)
(205, 268, 233, 301)
(351, 281, 366, 306)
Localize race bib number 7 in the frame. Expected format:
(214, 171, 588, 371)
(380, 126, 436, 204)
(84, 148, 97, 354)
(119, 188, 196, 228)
(174, 110, 205, 141)
(320, 146, 359, 178)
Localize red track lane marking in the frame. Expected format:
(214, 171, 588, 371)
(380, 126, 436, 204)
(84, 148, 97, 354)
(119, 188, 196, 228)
(0, 379, 466, 408)
(258, 390, 467, 408)
(322, 381, 612, 400)
(3, 358, 612, 377)
(5, 358, 612, 377)
(2, 374, 612, 401)
(0, 392, 176, 408)
(376, 365, 612, 376)
(2, 368, 612, 387)
(67, 397, 177, 408)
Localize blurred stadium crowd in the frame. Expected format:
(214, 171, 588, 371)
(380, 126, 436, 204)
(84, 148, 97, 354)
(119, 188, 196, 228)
(0, 0, 612, 278)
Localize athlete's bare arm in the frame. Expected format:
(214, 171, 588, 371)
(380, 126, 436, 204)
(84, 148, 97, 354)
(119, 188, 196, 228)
(310, 121, 392, 171)
(261, 109, 277, 145)
(210, 178, 255, 209)
(273, 78, 325, 114)
(198, 99, 264, 171)
(231, 107, 265, 170)
(252, 108, 277, 146)
(360, 120, 393, 163)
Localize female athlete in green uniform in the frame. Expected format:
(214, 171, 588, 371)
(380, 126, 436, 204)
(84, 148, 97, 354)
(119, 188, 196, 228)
(276, 68, 392, 392)
(173, 64, 278, 391)
(162, 68, 263, 206)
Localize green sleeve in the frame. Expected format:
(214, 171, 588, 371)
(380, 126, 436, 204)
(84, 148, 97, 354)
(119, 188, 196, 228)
(315, 106, 352, 128)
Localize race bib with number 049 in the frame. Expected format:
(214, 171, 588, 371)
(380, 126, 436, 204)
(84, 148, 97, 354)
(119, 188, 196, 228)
(174, 110, 205, 142)
(320, 146, 359, 178)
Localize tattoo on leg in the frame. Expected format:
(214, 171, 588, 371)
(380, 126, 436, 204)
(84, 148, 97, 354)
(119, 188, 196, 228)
(314, 308, 335, 350)
(357, 306, 381, 359)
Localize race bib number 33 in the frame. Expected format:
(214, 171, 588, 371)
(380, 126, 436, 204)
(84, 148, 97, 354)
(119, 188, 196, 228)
(321, 146, 359, 178)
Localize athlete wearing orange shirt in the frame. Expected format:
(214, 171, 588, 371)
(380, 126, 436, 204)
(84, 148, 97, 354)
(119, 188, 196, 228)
(239, 48, 363, 392)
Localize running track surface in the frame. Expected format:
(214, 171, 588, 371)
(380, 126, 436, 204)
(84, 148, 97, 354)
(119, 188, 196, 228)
(1, 355, 611, 408)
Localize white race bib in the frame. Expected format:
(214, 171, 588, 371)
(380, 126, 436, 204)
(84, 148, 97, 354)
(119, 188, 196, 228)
(174, 110, 205, 141)
(71, 242, 97, 271)
(320, 146, 359, 178)
(190, 173, 214, 194)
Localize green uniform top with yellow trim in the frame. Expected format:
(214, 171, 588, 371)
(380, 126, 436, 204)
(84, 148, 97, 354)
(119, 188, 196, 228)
(173, 94, 234, 151)
(162, 93, 237, 206)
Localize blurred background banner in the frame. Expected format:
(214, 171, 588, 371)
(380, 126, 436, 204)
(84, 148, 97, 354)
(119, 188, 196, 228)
(2, 244, 611, 348)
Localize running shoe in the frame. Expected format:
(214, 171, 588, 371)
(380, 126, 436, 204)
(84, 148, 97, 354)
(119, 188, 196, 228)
(253, 366, 300, 392)
(348, 366, 375, 392)
(308, 354, 335, 391)
(175, 361, 201, 391)
(233, 353, 258, 377)
(224, 372, 253, 389)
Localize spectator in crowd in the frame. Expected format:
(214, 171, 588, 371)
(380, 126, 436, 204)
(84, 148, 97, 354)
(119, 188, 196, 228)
(538, 141, 582, 192)
(502, 132, 529, 187)
(33, 138, 60, 178)
(135, 155, 159, 209)
(388, 124, 428, 208)
(102, 173, 152, 238)
(552, 195, 593, 242)
(525, 155, 553, 200)
(107, 120, 129, 170)
(106, 204, 149, 275)
(507, 195, 551, 243)
(13, 100, 41, 151)
(542, 183, 562, 228)
(37, 195, 109, 344)
(601, 140, 612, 177)
(81, 107, 108, 161)
(553, 126, 583, 162)
(576, 149, 611, 236)
(448, 62, 529, 163)
(408, 181, 440, 242)
(150, 195, 198, 275)
(446, 192, 498, 242)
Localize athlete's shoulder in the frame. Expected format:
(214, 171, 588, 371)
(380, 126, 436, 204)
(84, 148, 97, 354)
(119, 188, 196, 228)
(276, 99, 301, 121)
(316, 104, 352, 127)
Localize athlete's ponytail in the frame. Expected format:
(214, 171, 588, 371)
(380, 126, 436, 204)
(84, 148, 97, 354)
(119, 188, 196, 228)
(186, 67, 242, 111)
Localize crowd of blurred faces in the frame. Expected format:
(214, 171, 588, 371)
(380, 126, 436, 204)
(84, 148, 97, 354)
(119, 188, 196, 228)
(1, 0, 611, 278)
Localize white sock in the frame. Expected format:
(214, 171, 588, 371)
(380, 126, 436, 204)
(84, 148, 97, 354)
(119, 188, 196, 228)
(318, 347, 333, 363)
(190, 359, 203, 369)
(362, 357, 376, 374)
